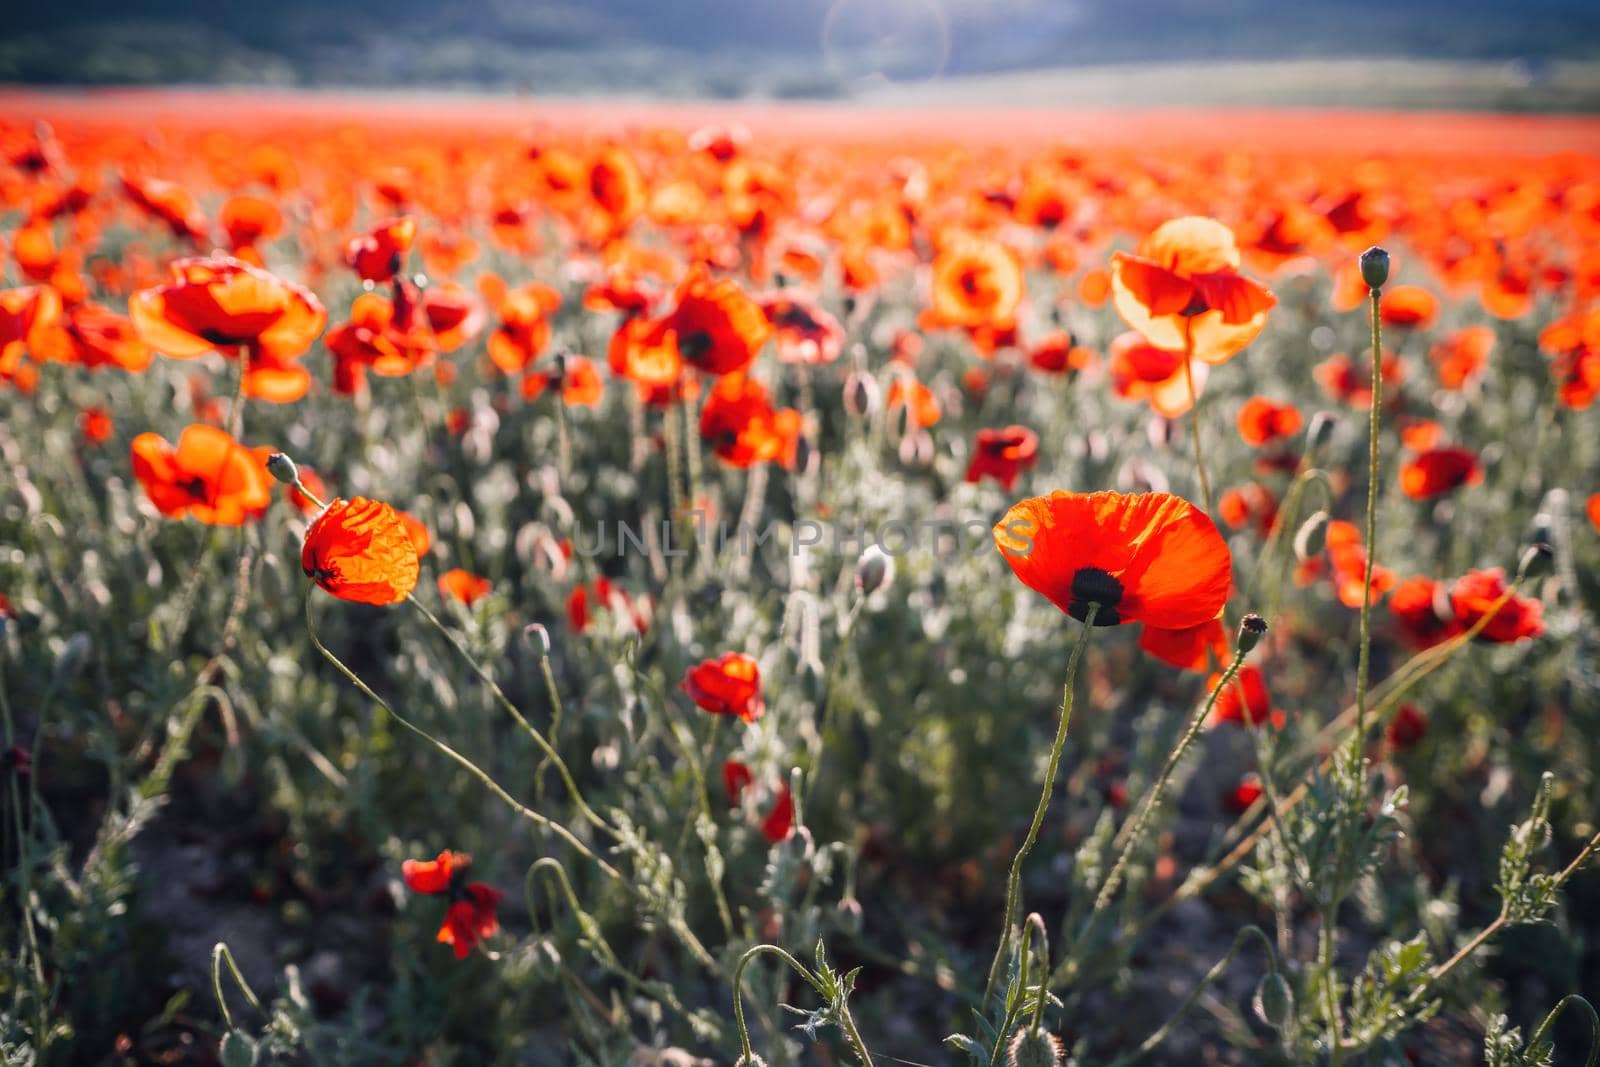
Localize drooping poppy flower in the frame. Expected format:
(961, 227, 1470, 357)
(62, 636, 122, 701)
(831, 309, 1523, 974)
(662, 269, 771, 377)
(1138, 616, 1227, 672)
(1209, 666, 1282, 728)
(1108, 330, 1204, 419)
(760, 292, 845, 365)
(130, 424, 272, 526)
(1400, 446, 1482, 500)
(698, 375, 801, 469)
(1430, 326, 1494, 390)
(402, 850, 471, 895)
(438, 569, 491, 606)
(1449, 568, 1544, 643)
(60, 303, 153, 372)
(1379, 285, 1439, 329)
(682, 652, 763, 723)
(965, 426, 1039, 491)
(1386, 703, 1428, 750)
(1388, 576, 1464, 649)
(345, 216, 417, 283)
(301, 497, 421, 606)
(1110, 217, 1275, 364)
(1236, 396, 1303, 447)
(926, 234, 1024, 331)
(993, 490, 1232, 629)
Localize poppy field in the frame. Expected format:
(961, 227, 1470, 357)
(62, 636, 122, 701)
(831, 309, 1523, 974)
(1, 94, 1599, 1066)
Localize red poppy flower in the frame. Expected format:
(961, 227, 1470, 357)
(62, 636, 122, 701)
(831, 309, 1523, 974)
(1588, 493, 1600, 534)
(993, 491, 1232, 629)
(301, 497, 421, 606)
(1218, 483, 1279, 536)
(722, 759, 754, 806)
(1430, 326, 1493, 390)
(965, 426, 1039, 491)
(1209, 666, 1282, 728)
(1449, 568, 1543, 643)
(438, 569, 491, 606)
(1314, 351, 1405, 408)
(1388, 576, 1463, 649)
(662, 269, 771, 377)
(1224, 774, 1264, 814)
(402, 850, 471, 895)
(80, 406, 114, 445)
(1386, 703, 1428, 750)
(1236, 396, 1303, 447)
(760, 783, 794, 843)
(698, 375, 801, 469)
(121, 174, 209, 241)
(486, 283, 561, 373)
(760, 292, 845, 365)
(1108, 331, 1204, 419)
(437, 883, 503, 959)
(1, 285, 70, 366)
(682, 652, 763, 723)
(1400, 446, 1482, 500)
(1325, 520, 1395, 609)
(130, 424, 272, 526)
(524, 355, 604, 407)
(61, 303, 154, 372)
(1379, 285, 1439, 329)
(325, 287, 438, 392)
(1027, 331, 1095, 375)
(1111, 217, 1275, 364)
(346, 216, 417, 283)
(1138, 617, 1227, 672)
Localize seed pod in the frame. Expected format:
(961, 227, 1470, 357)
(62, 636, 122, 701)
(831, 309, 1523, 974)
(856, 545, 894, 596)
(1254, 971, 1295, 1029)
(1359, 246, 1391, 289)
(1306, 410, 1338, 450)
(265, 451, 299, 485)
(1237, 613, 1268, 654)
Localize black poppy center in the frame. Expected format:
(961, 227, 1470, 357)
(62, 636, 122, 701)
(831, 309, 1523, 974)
(677, 331, 713, 358)
(1179, 291, 1210, 317)
(1068, 567, 1123, 626)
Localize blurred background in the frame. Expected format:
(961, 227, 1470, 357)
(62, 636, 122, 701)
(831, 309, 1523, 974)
(5, 0, 1600, 109)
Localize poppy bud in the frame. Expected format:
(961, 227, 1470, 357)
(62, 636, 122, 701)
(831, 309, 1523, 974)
(1517, 542, 1553, 579)
(265, 451, 299, 486)
(1253, 971, 1294, 1029)
(1006, 1027, 1064, 1067)
(1306, 410, 1338, 450)
(1359, 246, 1390, 290)
(1294, 511, 1330, 561)
(856, 545, 894, 596)
(523, 623, 551, 657)
(1237, 613, 1268, 654)
(843, 371, 880, 417)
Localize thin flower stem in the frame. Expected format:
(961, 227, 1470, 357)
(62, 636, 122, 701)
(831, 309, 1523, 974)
(1354, 286, 1383, 774)
(211, 941, 265, 1033)
(1091, 647, 1247, 919)
(983, 606, 1098, 1008)
(1321, 907, 1346, 1066)
(1182, 319, 1215, 518)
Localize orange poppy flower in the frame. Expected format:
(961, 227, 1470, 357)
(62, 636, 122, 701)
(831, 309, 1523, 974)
(325, 286, 438, 392)
(399, 511, 433, 557)
(130, 255, 326, 361)
(1108, 331, 1204, 419)
(1325, 519, 1395, 609)
(1379, 285, 1439, 329)
(1399, 446, 1482, 500)
(524, 354, 604, 407)
(1588, 493, 1600, 534)
(698, 374, 801, 469)
(927, 235, 1024, 331)
(121, 174, 209, 242)
(420, 283, 487, 353)
(438, 568, 492, 606)
(1430, 325, 1494, 390)
(965, 426, 1039, 491)
(1389, 576, 1461, 649)
(1218, 483, 1278, 535)
(1448, 569, 1543, 643)
(486, 283, 561, 374)
(1111, 217, 1274, 364)
(1236, 396, 1303, 447)
(608, 315, 682, 392)
(886, 377, 942, 428)
(402, 850, 471, 894)
(130, 424, 272, 526)
(301, 497, 421, 606)
(993, 490, 1231, 629)
(662, 269, 771, 377)
(1314, 351, 1405, 409)
(1138, 617, 1227, 672)
(682, 652, 763, 722)
(61, 303, 153, 372)
(583, 146, 646, 236)
(0, 285, 71, 365)
(219, 194, 283, 254)
(346, 216, 417, 283)
(1027, 331, 1095, 375)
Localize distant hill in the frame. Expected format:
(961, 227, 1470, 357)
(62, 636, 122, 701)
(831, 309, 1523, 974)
(4, 0, 1599, 100)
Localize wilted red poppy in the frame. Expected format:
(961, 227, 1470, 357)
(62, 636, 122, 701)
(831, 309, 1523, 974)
(301, 497, 421, 606)
(1379, 285, 1439, 329)
(965, 426, 1039, 490)
(662, 269, 771, 376)
(402, 850, 471, 894)
(993, 491, 1231, 629)
(1236, 396, 1303, 447)
(1111, 217, 1275, 364)
(1138, 617, 1227, 672)
(1449, 568, 1543, 643)
(682, 652, 763, 722)
(130, 424, 272, 526)
(1209, 665, 1282, 728)
(1400, 446, 1482, 500)
(1388, 576, 1463, 649)
(1430, 326, 1493, 390)
(1386, 703, 1428, 750)
(346, 216, 417, 283)
(927, 235, 1024, 331)
(438, 568, 491, 606)
(699, 374, 801, 469)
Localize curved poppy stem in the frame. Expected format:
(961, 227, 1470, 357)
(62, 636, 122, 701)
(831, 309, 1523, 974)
(1089, 645, 1246, 922)
(1353, 285, 1384, 773)
(1181, 319, 1215, 519)
(982, 605, 1097, 1009)
(405, 595, 617, 840)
